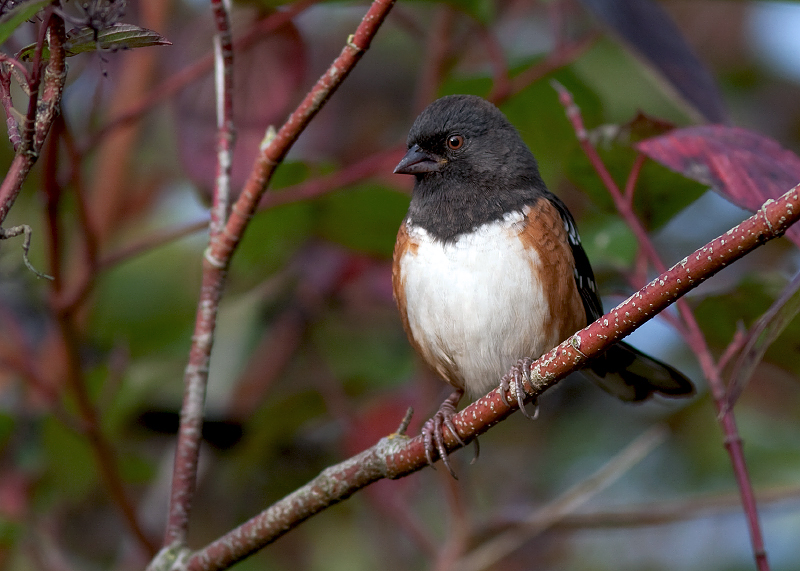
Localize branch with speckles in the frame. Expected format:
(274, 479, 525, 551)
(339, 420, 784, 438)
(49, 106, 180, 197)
(161, 185, 799, 571)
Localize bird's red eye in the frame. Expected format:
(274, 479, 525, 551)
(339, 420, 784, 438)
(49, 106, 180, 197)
(446, 134, 464, 150)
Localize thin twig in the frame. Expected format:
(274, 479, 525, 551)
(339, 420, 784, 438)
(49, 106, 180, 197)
(54, 311, 158, 556)
(259, 146, 406, 209)
(0, 13, 67, 226)
(479, 24, 511, 103)
(490, 483, 800, 532)
(0, 65, 22, 151)
(209, 0, 235, 237)
(412, 5, 454, 113)
(504, 34, 598, 103)
(457, 425, 668, 571)
(0, 224, 54, 279)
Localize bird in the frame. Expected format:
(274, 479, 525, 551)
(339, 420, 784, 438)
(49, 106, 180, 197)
(391, 94, 694, 475)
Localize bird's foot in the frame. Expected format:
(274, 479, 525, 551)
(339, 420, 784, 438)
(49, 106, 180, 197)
(499, 358, 539, 420)
(421, 389, 466, 478)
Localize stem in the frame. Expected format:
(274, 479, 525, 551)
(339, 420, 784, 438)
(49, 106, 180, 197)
(554, 83, 772, 571)
(210, 0, 235, 237)
(54, 313, 158, 555)
(0, 14, 66, 225)
(162, 0, 398, 549)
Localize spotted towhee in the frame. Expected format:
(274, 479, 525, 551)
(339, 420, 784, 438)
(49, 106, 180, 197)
(392, 95, 694, 474)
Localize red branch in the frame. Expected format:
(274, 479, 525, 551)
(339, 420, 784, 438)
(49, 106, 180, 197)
(0, 14, 66, 225)
(554, 83, 772, 571)
(162, 0, 398, 550)
(182, 186, 800, 571)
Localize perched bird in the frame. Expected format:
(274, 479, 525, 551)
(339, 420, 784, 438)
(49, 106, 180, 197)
(392, 95, 694, 474)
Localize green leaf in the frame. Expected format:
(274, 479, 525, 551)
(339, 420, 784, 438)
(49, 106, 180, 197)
(579, 213, 638, 270)
(42, 416, 98, 499)
(695, 275, 800, 378)
(566, 136, 705, 230)
(18, 23, 171, 61)
(727, 271, 800, 407)
(572, 37, 696, 124)
(90, 238, 201, 358)
(315, 184, 408, 258)
(0, 0, 50, 46)
(311, 308, 414, 390)
(230, 201, 314, 287)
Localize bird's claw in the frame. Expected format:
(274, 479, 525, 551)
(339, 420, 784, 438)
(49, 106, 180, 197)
(499, 358, 538, 419)
(422, 389, 465, 478)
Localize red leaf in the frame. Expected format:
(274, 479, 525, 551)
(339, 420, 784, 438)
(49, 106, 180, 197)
(636, 126, 800, 246)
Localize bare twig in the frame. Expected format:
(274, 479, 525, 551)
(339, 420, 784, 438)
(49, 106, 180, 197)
(487, 483, 800, 532)
(210, 0, 235, 237)
(54, 312, 158, 556)
(479, 24, 511, 103)
(504, 34, 598, 103)
(89, 0, 318, 150)
(412, 5, 454, 113)
(161, 0, 399, 551)
(259, 146, 406, 209)
(0, 224, 54, 279)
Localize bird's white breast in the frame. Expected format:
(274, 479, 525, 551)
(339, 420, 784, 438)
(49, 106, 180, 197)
(400, 208, 558, 398)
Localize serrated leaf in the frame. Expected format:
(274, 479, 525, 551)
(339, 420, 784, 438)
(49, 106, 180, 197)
(65, 22, 171, 54)
(0, 0, 50, 46)
(18, 23, 171, 61)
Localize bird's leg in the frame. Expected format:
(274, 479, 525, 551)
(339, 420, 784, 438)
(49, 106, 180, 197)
(421, 388, 465, 478)
(499, 358, 538, 419)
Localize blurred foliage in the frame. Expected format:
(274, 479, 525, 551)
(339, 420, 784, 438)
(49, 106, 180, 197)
(0, 1, 799, 571)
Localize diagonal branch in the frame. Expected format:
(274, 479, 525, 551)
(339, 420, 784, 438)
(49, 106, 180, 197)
(180, 185, 800, 571)
(162, 0, 398, 551)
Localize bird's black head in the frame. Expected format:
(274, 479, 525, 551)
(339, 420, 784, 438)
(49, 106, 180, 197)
(395, 95, 548, 241)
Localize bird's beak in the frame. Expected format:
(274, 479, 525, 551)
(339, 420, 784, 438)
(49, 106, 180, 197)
(394, 144, 443, 175)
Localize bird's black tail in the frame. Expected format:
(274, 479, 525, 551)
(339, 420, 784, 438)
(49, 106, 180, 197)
(585, 341, 695, 402)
